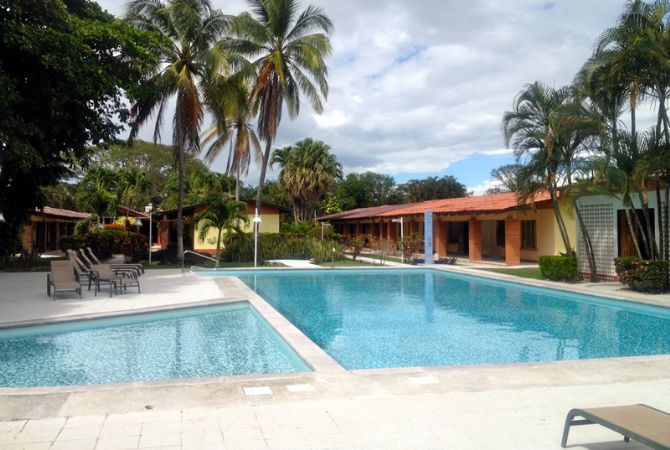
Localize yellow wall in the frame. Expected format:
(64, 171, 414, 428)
(194, 212, 281, 252)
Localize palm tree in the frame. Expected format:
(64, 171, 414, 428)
(202, 75, 261, 201)
(271, 138, 341, 222)
(125, 0, 233, 261)
(78, 166, 119, 226)
(117, 168, 151, 220)
(194, 199, 249, 261)
(502, 82, 576, 257)
(228, 0, 333, 215)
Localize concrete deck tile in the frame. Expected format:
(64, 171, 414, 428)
(49, 438, 97, 450)
(99, 422, 142, 437)
(63, 415, 106, 429)
(137, 430, 181, 448)
(221, 425, 264, 441)
(0, 443, 51, 450)
(95, 435, 140, 450)
(19, 418, 65, 431)
(56, 426, 101, 441)
(223, 439, 269, 449)
(0, 423, 24, 434)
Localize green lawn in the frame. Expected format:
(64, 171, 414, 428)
(478, 267, 545, 280)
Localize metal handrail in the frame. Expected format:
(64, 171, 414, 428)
(182, 250, 219, 272)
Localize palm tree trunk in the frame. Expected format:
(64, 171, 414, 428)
(550, 188, 573, 257)
(177, 145, 184, 262)
(255, 140, 272, 217)
(215, 228, 222, 263)
(637, 192, 657, 259)
(623, 204, 643, 258)
(235, 165, 240, 201)
(664, 185, 669, 260)
(575, 204, 597, 281)
(657, 182, 664, 261)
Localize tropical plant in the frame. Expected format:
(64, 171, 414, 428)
(77, 167, 119, 225)
(202, 76, 261, 201)
(194, 199, 249, 261)
(271, 138, 342, 221)
(401, 175, 468, 202)
(228, 0, 333, 215)
(125, 0, 234, 263)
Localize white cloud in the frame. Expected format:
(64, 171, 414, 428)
(100, 0, 630, 189)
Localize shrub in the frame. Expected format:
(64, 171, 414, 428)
(60, 229, 147, 262)
(347, 237, 364, 260)
(0, 250, 53, 271)
(220, 233, 343, 263)
(614, 257, 669, 293)
(538, 255, 580, 282)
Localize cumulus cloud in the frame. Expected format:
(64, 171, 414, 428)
(98, 0, 625, 187)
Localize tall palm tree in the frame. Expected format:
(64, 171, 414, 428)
(271, 138, 341, 221)
(125, 0, 233, 260)
(202, 75, 261, 201)
(194, 199, 249, 261)
(502, 82, 576, 256)
(229, 0, 333, 215)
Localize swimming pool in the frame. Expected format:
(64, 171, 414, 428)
(0, 303, 308, 388)
(233, 269, 670, 369)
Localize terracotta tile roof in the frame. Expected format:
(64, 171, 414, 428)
(319, 191, 553, 221)
(318, 203, 419, 221)
(40, 206, 92, 219)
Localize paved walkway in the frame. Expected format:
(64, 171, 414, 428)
(1, 269, 670, 449)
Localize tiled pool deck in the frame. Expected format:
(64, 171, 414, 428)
(0, 267, 669, 449)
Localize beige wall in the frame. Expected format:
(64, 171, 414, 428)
(194, 212, 281, 252)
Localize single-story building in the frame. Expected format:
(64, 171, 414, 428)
(576, 189, 669, 277)
(154, 201, 286, 255)
(21, 207, 92, 253)
(319, 191, 575, 266)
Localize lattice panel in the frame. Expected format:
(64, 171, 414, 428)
(577, 202, 616, 276)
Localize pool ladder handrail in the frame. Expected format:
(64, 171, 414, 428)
(182, 250, 219, 272)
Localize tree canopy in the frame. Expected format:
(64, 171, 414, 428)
(0, 0, 161, 255)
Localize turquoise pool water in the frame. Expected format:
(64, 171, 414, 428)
(0, 303, 308, 387)
(233, 269, 670, 369)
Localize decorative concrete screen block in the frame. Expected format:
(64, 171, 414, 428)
(577, 201, 616, 276)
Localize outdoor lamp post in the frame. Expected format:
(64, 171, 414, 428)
(392, 217, 404, 263)
(144, 203, 153, 266)
(253, 209, 262, 267)
(0, 212, 5, 223)
(321, 222, 325, 240)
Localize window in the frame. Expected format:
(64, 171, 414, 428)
(521, 220, 536, 249)
(496, 221, 505, 247)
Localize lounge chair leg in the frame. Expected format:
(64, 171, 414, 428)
(624, 436, 630, 443)
(561, 412, 576, 448)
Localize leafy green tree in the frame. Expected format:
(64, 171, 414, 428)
(229, 0, 333, 215)
(400, 175, 468, 202)
(0, 0, 159, 256)
(271, 138, 342, 221)
(41, 184, 78, 211)
(76, 166, 119, 225)
(195, 199, 249, 261)
(335, 172, 402, 209)
(126, 0, 233, 262)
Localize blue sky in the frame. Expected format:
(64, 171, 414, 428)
(100, 0, 639, 194)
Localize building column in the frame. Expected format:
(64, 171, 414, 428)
(21, 224, 33, 253)
(355, 222, 362, 238)
(435, 220, 448, 257)
(468, 218, 482, 262)
(387, 221, 393, 241)
(379, 221, 384, 241)
(505, 217, 521, 266)
(159, 220, 169, 250)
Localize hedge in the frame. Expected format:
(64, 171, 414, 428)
(222, 233, 343, 263)
(614, 257, 669, 293)
(60, 229, 147, 262)
(538, 255, 580, 282)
